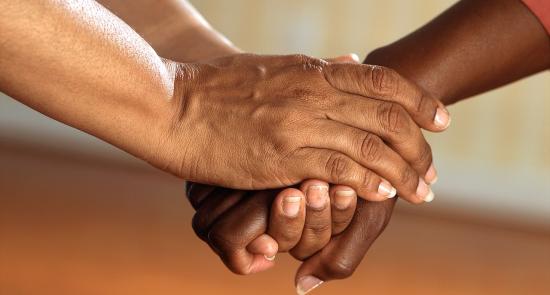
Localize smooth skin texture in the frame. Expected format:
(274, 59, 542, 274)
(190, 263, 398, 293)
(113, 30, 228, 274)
(0, 0, 445, 201)
(188, 0, 550, 293)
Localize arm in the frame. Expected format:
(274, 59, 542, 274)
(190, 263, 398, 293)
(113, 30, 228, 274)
(0, 0, 176, 162)
(366, 0, 550, 105)
(100, 0, 448, 203)
(296, 0, 550, 290)
(187, 0, 550, 292)
(97, 0, 241, 61)
(0, 1, 441, 199)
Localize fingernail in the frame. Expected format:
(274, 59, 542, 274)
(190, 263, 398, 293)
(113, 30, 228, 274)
(378, 179, 397, 198)
(264, 254, 276, 261)
(350, 53, 360, 62)
(425, 163, 438, 185)
(296, 276, 324, 295)
(434, 107, 451, 130)
(333, 190, 355, 210)
(283, 196, 302, 217)
(416, 178, 435, 202)
(424, 189, 435, 203)
(307, 185, 329, 209)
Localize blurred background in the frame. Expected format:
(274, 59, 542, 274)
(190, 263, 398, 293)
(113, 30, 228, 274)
(1, 0, 549, 294)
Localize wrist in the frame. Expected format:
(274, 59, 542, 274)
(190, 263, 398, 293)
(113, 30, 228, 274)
(158, 24, 242, 62)
(365, 47, 448, 106)
(141, 59, 202, 180)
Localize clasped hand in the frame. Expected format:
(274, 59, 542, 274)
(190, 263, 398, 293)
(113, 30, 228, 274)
(171, 53, 450, 292)
(154, 53, 448, 203)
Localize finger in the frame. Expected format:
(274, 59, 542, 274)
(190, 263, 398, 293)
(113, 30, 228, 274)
(192, 188, 246, 241)
(207, 191, 277, 275)
(295, 198, 396, 294)
(292, 148, 393, 201)
(307, 119, 432, 203)
(323, 53, 360, 64)
(329, 185, 357, 235)
(324, 63, 451, 132)
(247, 234, 279, 262)
(323, 96, 437, 188)
(186, 182, 217, 210)
(289, 180, 332, 260)
(267, 188, 306, 252)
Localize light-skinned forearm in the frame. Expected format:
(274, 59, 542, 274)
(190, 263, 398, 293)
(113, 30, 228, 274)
(2, 1, 444, 194)
(0, 0, 176, 162)
(98, 0, 241, 62)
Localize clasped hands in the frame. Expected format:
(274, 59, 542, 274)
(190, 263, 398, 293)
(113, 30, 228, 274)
(150, 53, 450, 294)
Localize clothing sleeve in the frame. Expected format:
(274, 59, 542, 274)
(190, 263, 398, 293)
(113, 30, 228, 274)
(522, 0, 550, 34)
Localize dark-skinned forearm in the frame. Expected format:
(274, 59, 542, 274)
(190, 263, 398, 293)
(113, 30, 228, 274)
(365, 0, 550, 106)
(330, 0, 550, 280)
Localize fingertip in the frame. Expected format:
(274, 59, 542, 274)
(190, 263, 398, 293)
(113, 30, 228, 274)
(329, 185, 356, 210)
(248, 254, 276, 274)
(349, 53, 360, 63)
(277, 187, 306, 199)
(357, 192, 388, 202)
(275, 188, 305, 218)
(295, 255, 326, 295)
(356, 179, 397, 202)
(296, 276, 324, 295)
(432, 107, 451, 131)
(299, 180, 329, 192)
(300, 180, 330, 210)
(247, 234, 278, 257)
(247, 236, 279, 274)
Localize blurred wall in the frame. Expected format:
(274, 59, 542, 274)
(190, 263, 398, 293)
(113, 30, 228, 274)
(0, 0, 548, 225)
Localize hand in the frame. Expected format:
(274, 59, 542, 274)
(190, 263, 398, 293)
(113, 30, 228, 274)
(157, 53, 449, 203)
(187, 181, 393, 295)
(187, 180, 359, 275)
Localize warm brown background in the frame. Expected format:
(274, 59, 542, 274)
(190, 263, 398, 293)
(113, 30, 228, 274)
(1, 0, 550, 294)
(2, 142, 550, 295)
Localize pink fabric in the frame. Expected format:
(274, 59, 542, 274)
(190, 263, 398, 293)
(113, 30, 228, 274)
(522, 0, 550, 34)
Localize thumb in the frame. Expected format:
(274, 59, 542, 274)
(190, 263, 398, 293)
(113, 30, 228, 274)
(323, 53, 360, 64)
(245, 234, 279, 274)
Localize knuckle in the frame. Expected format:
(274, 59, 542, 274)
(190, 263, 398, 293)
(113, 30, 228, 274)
(331, 217, 351, 231)
(228, 260, 251, 276)
(291, 53, 309, 63)
(398, 165, 417, 187)
(325, 153, 351, 183)
(414, 90, 429, 114)
(321, 257, 356, 279)
(191, 214, 208, 241)
(274, 227, 303, 246)
(208, 226, 240, 253)
(369, 65, 398, 97)
(306, 221, 332, 236)
(360, 169, 378, 192)
(417, 143, 433, 167)
(360, 133, 383, 163)
(293, 54, 326, 73)
(377, 102, 410, 136)
(364, 202, 394, 234)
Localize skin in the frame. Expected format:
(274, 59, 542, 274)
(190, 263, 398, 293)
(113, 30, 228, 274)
(188, 0, 550, 293)
(0, 0, 448, 202)
(95, 0, 449, 272)
(3, 0, 547, 293)
(102, 0, 451, 205)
